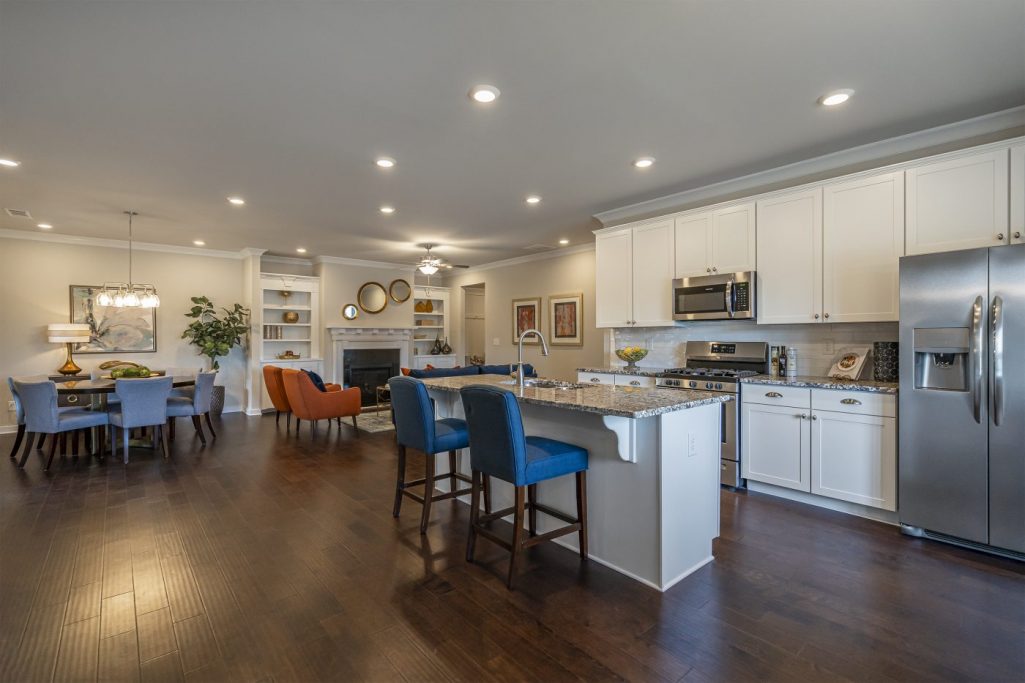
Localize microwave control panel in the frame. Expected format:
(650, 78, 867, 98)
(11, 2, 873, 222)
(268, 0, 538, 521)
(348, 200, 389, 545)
(734, 282, 751, 311)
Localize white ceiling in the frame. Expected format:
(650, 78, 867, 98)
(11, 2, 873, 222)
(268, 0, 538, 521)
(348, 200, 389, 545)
(1, 0, 1023, 265)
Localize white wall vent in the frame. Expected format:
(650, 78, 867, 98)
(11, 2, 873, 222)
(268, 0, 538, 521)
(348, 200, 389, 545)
(4, 208, 32, 218)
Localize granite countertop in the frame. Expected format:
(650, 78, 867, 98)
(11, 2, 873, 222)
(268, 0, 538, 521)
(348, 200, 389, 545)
(420, 373, 732, 419)
(741, 375, 898, 394)
(576, 366, 667, 377)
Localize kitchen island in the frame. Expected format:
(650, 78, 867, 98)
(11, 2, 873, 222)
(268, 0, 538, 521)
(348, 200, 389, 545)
(420, 374, 732, 591)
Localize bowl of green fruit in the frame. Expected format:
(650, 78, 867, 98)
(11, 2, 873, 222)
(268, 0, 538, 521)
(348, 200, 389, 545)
(109, 366, 153, 379)
(614, 346, 648, 370)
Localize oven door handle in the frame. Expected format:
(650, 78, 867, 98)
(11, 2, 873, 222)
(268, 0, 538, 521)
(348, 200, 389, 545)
(725, 279, 735, 319)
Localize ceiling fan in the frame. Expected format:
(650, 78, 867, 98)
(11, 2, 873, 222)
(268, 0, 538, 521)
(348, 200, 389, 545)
(413, 244, 469, 275)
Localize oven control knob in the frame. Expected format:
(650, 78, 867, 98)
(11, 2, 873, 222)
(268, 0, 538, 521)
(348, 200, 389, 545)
(688, 380, 697, 388)
(705, 382, 713, 389)
(715, 383, 723, 390)
(671, 379, 679, 386)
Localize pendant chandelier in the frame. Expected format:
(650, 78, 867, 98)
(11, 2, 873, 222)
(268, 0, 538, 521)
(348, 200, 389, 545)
(95, 211, 160, 308)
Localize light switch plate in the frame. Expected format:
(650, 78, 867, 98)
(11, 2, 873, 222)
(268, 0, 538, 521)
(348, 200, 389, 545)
(687, 432, 698, 457)
(493, 337, 501, 346)
(7, 400, 15, 412)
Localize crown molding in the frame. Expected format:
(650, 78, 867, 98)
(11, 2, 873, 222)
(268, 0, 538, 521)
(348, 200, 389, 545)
(0, 228, 246, 259)
(240, 247, 267, 257)
(261, 254, 311, 266)
(594, 105, 1025, 227)
(313, 254, 413, 270)
(454, 243, 595, 275)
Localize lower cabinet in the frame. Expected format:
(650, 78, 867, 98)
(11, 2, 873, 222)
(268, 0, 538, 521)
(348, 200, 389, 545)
(576, 371, 653, 387)
(742, 387, 896, 511)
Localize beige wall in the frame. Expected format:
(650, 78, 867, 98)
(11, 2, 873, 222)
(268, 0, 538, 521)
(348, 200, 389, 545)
(0, 237, 247, 429)
(445, 247, 603, 381)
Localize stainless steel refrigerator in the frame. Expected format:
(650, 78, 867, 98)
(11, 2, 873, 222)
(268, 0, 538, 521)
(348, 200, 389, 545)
(899, 243, 1024, 557)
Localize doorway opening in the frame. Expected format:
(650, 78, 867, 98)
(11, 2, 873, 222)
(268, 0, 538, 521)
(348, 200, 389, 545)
(462, 283, 486, 366)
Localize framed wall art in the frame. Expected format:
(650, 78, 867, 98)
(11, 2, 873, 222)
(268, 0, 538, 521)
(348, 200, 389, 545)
(511, 297, 541, 345)
(70, 285, 157, 353)
(548, 293, 583, 346)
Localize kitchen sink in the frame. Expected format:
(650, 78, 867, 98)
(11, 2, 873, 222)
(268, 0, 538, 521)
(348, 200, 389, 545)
(497, 379, 590, 390)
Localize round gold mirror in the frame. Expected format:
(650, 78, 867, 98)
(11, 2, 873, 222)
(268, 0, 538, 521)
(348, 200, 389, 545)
(357, 282, 388, 314)
(389, 278, 412, 304)
(342, 303, 359, 320)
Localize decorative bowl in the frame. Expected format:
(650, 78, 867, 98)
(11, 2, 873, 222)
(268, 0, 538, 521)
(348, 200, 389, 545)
(282, 311, 300, 323)
(615, 347, 648, 369)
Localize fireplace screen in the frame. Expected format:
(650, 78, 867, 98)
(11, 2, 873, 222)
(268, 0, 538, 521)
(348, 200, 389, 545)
(343, 349, 401, 406)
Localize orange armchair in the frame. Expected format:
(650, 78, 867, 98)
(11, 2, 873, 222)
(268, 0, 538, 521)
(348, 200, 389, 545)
(264, 365, 341, 432)
(281, 369, 361, 435)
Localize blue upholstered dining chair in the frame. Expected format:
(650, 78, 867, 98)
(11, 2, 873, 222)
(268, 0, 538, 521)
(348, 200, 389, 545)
(166, 371, 216, 444)
(13, 379, 109, 470)
(108, 376, 173, 464)
(8, 375, 47, 459)
(459, 384, 589, 589)
(388, 376, 490, 534)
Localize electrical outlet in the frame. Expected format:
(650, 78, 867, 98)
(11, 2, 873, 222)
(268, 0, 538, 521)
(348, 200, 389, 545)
(7, 400, 15, 412)
(687, 432, 698, 457)
(492, 337, 501, 346)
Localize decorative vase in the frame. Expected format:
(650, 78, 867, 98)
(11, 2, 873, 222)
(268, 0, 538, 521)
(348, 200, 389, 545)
(431, 336, 443, 355)
(441, 338, 452, 354)
(282, 311, 299, 323)
(210, 385, 226, 415)
(425, 300, 434, 313)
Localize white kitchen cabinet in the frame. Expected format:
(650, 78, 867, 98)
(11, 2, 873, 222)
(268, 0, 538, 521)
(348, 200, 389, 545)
(613, 374, 656, 389)
(905, 148, 1009, 254)
(755, 189, 823, 324)
(595, 230, 633, 327)
(811, 410, 896, 511)
(1012, 143, 1024, 245)
(822, 171, 904, 322)
(673, 203, 755, 278)
(741, 402, 810, 492)
(595, 219, 675, 328)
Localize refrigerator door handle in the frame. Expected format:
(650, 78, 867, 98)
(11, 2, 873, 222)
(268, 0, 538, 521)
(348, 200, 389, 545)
(991, 295, 1004, 426)
(970, 295, 984, 424)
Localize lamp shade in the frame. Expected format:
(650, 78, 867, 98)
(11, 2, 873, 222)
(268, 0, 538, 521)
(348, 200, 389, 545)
(48, 323, 91, 343)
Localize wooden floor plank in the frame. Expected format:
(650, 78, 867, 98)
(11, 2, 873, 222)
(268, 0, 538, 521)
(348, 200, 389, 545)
(53, 615, 100, 683)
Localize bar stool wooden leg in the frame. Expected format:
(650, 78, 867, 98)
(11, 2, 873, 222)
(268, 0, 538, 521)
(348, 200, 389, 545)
(393, 444, 406, 517)
(576, 471, 588, 559)
(467, 470, 481, 562)
(483, 474, 492, 514)
(36, 433, 45, 450)
(527, 484, 538, 537)
(420, 453, 435, 534)
(448, 450, 458, 495)
(508, 486, 526, 589)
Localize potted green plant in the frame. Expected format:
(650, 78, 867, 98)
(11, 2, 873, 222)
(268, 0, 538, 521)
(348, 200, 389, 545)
(181, 296, 250, 414)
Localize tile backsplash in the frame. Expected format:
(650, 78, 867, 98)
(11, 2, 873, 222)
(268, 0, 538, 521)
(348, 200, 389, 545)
(607, 321, 898, 377)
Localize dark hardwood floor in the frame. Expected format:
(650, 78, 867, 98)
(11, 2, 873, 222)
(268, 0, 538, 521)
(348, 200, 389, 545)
(2, 414, 1022, 682)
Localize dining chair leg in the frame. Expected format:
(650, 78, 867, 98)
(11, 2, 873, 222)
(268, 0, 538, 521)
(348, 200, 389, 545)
(191, 415, 206, 445)
(576, 471, 588, 560)
(295, 419, 301, 435)
(110, 427, 116, 460)
(508, 486, 526, 589)
(9, 424, 25, 459)
(393, 444, 406, 518)
(204, 413, 217, 440)
(420, 453, 435, 534)
(448, 450, 458, 494)
(351, 415, 359, 436)
(527, 484, 538, 537)
(84, 428, 92, 455)
(466, 470, 481, 563)
(483, 474, 492, 514)
(157, 425, 170, 459)
(276, 410, 280, 426)
(45, 432, 59, 470)
(287, 412, 292, 432)
(97, 425, 106, 458)
(18, 432, 35, 467)
(36, 432, 45, 450)
(71, 430, 80, 458)
(122, 428, 130, 465)
(59, 432, 67, 457)
(168, 417, 176, 442)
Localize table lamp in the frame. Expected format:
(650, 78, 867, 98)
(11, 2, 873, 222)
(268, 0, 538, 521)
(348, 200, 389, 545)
(48, 323, 91, 376)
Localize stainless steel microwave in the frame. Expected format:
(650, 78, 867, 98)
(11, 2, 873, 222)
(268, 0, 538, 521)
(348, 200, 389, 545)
(672, 271, 755, 321)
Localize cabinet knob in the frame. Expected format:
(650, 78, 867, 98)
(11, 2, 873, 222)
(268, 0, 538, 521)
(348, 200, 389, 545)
(67, 394, 79, 404)
(630, 380, 640, 386)
(997, 233, 1005, 241)
(824, 312, 830, 319)
(840, 398, 862, 405)
(1015, 232, 1022, 240)
(712, 267, 718, 272)
(811, 414, 818, 420)
(706, 268, 711, 273)
(766, 391, 783, 398)
(814, 313, 820, 320)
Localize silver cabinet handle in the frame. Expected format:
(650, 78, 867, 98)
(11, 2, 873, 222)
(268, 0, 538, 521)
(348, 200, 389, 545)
(629, 380, 641, 386)
(66, 394, 79, 404)
(590, 377, 601, 382)
(992, 295, 1004, 426)
(997, 233, 1005, 241)
(725, 279, 735, 319)
(766, 391, 783, 398)
(795, 413, 804, 418)
(970, 295, 984, 424)
(840, 398, 862, 405)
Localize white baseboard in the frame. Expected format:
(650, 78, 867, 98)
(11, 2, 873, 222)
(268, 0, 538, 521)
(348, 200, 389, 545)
(746, 481, 898, 525)
(0, 424, 17, 435)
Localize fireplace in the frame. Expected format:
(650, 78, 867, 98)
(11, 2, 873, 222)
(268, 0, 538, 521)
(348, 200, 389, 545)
(344, 348, 401, 406)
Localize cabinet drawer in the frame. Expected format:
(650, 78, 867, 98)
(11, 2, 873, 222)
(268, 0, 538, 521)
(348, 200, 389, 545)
(812, 389, 895, 417)
(742, 385, 810, 409)
(578, 372, 614, 386)
(614, 374, 655, 389)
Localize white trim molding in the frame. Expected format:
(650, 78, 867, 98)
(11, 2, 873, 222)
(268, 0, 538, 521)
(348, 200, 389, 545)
(0, 228, 249, 260)
(314, 254, 414, 270)
(594, 105, 1025, 227)
(455, 243, 595, 275)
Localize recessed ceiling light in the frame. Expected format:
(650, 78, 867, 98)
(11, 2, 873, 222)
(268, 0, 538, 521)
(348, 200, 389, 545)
(526, 195, 541, 205)
(296, 247, 307, 254)
(37, 223, 52, 230)
(0, 158, 20, 167)
(193, 240, 206, 246)
(375, 157, 396, 168)
(819, 89, 854, 107)
(380, 205, 395, 214)
(469, 85, 500, 104)
(633, 157, 655, 169)
(227, 196, 245, 205)
(559, 238, 569, 245)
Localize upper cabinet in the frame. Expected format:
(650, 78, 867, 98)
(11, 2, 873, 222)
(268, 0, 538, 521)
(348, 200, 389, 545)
(595, 219, 675, 328)
(674, 202, 755, 278)
(822, 171, 904, 323)
(756, 189, 823, 325)
(906, 148, 1009, 254)
(1012, 143, 1024, 245)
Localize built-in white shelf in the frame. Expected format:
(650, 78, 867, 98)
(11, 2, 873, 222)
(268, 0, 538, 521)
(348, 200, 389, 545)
(263, 304, 312, 311)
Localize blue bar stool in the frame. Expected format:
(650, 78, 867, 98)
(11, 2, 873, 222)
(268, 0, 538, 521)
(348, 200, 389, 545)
(459, 385, 589, 589)
(389, 377, 491, 534)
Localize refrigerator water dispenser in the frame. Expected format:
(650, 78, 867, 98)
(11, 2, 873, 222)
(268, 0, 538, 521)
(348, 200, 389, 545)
(913, 327, 969, 391)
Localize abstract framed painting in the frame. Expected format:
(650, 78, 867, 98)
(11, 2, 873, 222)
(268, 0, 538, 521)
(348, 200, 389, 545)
(548, 292, 583, 346)
(69, 285, 157, 353)
(511, 297, 541, 345)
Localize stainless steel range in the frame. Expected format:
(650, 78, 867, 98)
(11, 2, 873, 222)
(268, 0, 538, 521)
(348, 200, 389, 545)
(656, 341, 769, 488)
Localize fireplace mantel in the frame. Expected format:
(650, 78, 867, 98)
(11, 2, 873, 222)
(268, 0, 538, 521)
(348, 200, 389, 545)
(327, 326, 413, 385)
